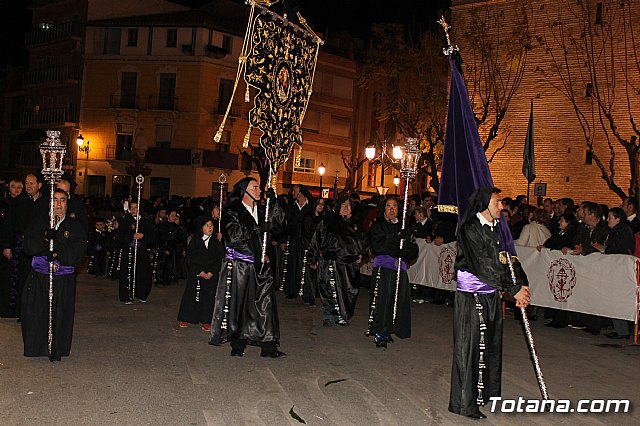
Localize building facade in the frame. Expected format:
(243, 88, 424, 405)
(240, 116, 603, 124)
(8, 0, 367, 200)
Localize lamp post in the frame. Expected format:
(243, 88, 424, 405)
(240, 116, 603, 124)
(318, 162, 326, 196)
(77, 135, 90, 195)
(365, 141, 404, 195)
(393, 175, 400, 194)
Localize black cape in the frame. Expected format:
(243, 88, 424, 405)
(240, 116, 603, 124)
(209, 198, 286, 346)
(367, 218, 418, 339)
(21, 212, 86, 359)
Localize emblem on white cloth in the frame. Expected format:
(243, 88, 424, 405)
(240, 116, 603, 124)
(438, 246, 456, 283)
(547, 258, 576, 302)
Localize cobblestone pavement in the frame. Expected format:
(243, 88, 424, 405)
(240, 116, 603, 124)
(1, 272, 638, 425)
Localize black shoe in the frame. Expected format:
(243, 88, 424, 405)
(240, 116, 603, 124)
(230, 349, 244, 357)
(467, 411, 487, 419)
(322, 319, 332, 327)
(605, 332, 630, 339)
(545, 321, 564, 329)
(375, 341, 387, 348)
(48, 356, 61, 362)
(261, 349, 287, 358)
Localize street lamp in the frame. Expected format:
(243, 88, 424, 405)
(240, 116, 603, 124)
(77, 135, 90, 195)
(318, 162, 326, 196)
(77, 135, 90, 156)
(393, 175, 400, 194)
(364, 141, 403, 195)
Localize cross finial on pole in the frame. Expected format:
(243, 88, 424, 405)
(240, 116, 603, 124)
(437, 16, 459, 56)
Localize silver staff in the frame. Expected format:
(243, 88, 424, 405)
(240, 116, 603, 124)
(505, 252, 549, 400)
(218, 173, 227, 222)
(260, 166, 274, 272)
(40, 130, 66, 356)
(393, 137, 421, 323)
(131, 174, 144, 300)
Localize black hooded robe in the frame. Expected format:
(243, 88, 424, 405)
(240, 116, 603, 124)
(281, 199, 314, 298)
(116, 214, 156, 302)
(448, 188, 527, 417)
(367, 218, 419, 341)
(208, 195, 286, 350)
(177, 230, 224, 325)
(20, 213, 86, 359)
(307, 212, 365, 324)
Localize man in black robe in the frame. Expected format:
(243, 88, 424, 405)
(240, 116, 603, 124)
(368, 196, 418, 347)
(449, 187, 530, 419)
(209, 177, 287, 358)
(116, 201, 156, 303)
(21, 188, 86, 361)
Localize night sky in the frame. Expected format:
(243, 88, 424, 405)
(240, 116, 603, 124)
(0, 0, 452, 68)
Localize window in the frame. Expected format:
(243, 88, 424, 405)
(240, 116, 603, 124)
(329, 115, 350, 138)
(127, 28, 138, 47)
(332, 76, 353, 100)
(105, 28, 122, 54)
(301, 110, 320, 133)
(222, 34, 233, 53)
(166, 29, 177, 47)
(586, 82, 594, 97)
(150, 177, 170, 200)
(115, 134, 133, 160)
(215, 130, 230, 152)
(218, 79, 234, 114)
(158, 73, 176, 110)
(120, 72, 137, 108)
(294, 157, 315, 173)
(155, 125, 173, 149)
(115, 123, 134, 160)
(112, 175, 131, 199)
(595, 2, 603, 24)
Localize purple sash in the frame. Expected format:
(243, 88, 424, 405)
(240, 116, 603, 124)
(456, 270, 496, 294)
(373, 255, 407, 272)
(225, 246, 254, 264)
(31, 256, 75, 276)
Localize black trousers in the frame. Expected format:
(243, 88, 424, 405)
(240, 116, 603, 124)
(449, 291, 502, 416)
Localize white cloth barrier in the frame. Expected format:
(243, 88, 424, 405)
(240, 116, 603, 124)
(403, 240, 639, 322)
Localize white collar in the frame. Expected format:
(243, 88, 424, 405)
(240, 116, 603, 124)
(420, 218, 428, 225)
(386, 216, 399, 224)
(296, 199, 308, 210)
(628, 213, 637, 222)
(242, 201, 258, 223)
(477, 212, 497, 229)
(202, 233, 211, 248)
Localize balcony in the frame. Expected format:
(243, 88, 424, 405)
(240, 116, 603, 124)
(25, 21, 83, 47)
(205, 45, 229, 59)
(110, 94, 140, 109)
(14, 143, 75, 167)
(148, 95, 179, 111)
(106, 145, 131, 161)
(23, 65, 81, 88)
(20, 107, 79, 128)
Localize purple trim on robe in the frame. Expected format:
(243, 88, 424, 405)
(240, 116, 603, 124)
(456, 270, 496, 294)
(31, 256, 75, 276)
(373, 255, 407, 272)
(225, 246, 254, 264)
